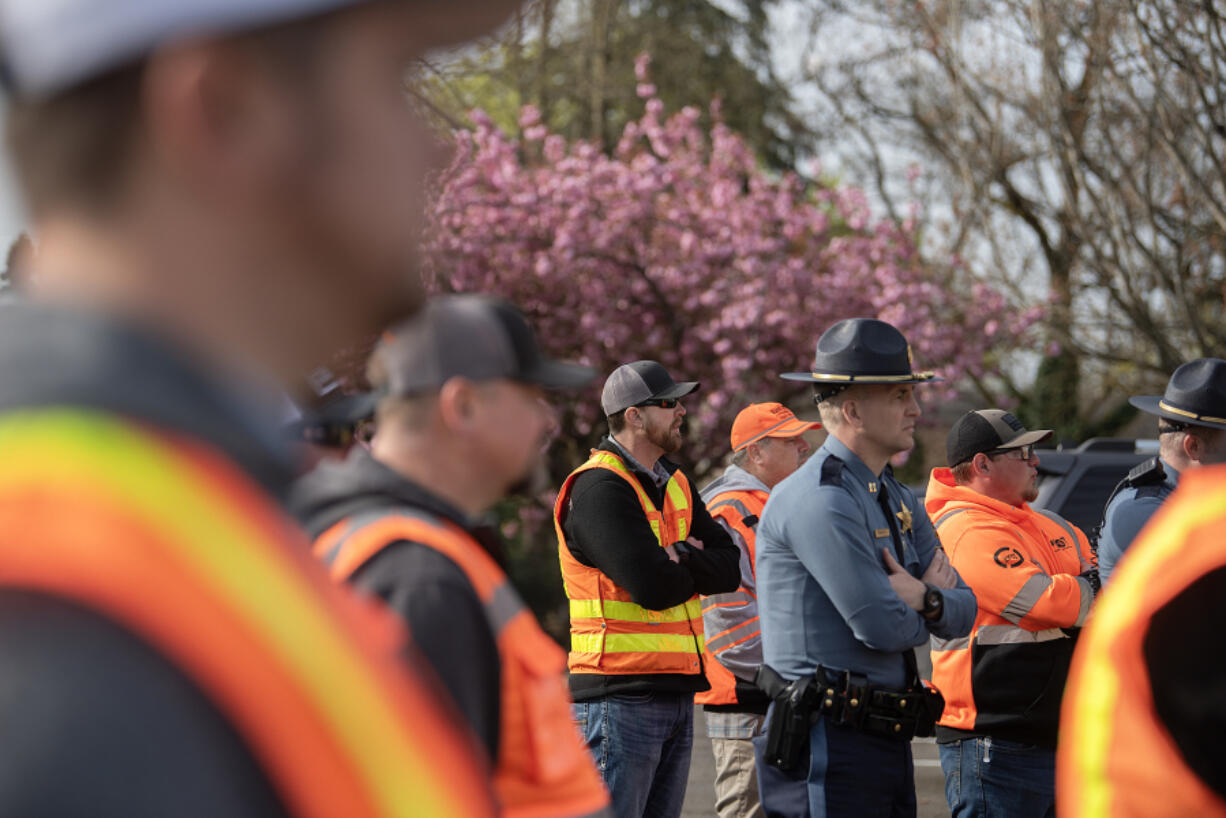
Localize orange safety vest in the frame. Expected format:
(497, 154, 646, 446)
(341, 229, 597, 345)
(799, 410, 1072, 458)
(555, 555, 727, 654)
(315, 508, 610, 818)
(0, 409, 494, 818)
(695, 489, 765, 706)
(1058, 467, 1226, 818)
(554, 450, 705, 676)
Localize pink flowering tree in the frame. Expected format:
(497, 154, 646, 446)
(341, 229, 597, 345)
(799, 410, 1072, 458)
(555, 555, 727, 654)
(424, 56, 1041, 479)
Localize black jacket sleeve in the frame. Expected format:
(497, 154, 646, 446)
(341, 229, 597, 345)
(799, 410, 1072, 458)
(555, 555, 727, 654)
(0, 590, 290, 818)
(351, 542, 501, 761)
(563, 470, 740, 610)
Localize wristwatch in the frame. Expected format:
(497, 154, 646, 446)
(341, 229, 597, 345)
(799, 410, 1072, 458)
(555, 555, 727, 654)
(921, 584, 944, 620)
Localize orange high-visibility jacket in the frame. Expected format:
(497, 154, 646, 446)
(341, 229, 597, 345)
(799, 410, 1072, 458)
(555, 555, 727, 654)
(695, 488, 765, 706)
(925, 467, 1095, 747)
(1058, 467, 1226, 818)
(554, 450, 705, 676)
(315, 508, 611, 818)
(0, 410, 495, 818)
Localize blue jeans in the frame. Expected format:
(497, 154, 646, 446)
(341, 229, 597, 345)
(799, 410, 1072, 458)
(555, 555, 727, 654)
(573, 691, 693, 818)
(938, 737, 1055, 818)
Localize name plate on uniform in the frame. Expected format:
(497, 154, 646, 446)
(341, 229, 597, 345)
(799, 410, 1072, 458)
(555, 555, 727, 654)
(874, 528, 890, 538)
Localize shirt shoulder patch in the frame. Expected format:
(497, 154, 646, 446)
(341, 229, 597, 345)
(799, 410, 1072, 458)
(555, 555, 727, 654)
(820, 455, 845, 487)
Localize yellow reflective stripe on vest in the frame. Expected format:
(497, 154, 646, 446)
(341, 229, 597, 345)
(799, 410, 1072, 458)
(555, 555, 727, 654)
(569, 597, 701, 624)
(0, 410, 470, 817)
(664, 478, 690, 540)
(571, 632, 705, 654)
(1066, 479, 1226, 817)
(585, 450, 688, 544)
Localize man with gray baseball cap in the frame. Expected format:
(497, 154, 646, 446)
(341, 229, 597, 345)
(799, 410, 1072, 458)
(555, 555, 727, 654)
(293, 295, 611, 817)
(554, 360, 741, 818)
(0, 0, 522, 815)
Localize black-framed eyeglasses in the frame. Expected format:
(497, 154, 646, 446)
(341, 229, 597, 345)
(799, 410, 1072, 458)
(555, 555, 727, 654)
(987, 445, 1034, 461)
(636, 398, 680, 409)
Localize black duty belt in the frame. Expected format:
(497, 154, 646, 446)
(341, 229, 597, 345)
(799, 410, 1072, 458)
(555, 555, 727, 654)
(756, 663, 944, 772)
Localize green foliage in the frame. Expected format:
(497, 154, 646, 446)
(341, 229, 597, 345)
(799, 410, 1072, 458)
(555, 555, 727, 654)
(419, 0, 811, 170)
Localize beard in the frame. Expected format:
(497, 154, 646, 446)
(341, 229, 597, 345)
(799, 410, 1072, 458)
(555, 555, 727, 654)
(646, 418, 683, 454)
(1022, 478, 1040, 504)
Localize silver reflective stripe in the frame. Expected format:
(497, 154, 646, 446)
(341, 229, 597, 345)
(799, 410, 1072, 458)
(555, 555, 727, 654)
(702, 590, 755, 608)
(1074, 576, 1092, 627)
(1035, 508, 1080, 549)
(931, 634, 970, 652)
(708, 498, 753, 520)
(1000, 574, 1054, 624)
(705, 617, 760, 654)
(319, 508, 407, 568)
(934, 508, 970, 529)
(487, 581, 525, 635)
(976, 624, 1067, 645)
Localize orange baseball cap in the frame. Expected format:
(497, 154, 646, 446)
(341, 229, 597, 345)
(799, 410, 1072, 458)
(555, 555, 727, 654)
(730, 402, 821, 452)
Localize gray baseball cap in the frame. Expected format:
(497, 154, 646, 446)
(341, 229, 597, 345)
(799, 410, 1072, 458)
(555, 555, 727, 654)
(375, 295, 594, 396)
(600, 361, 699, 415)
(946, 409, 1053, 466)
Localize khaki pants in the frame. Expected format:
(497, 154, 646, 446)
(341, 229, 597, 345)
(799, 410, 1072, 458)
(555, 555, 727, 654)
(710, 737, 766, 818)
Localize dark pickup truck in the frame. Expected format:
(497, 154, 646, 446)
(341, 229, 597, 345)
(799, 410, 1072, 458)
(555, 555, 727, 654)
(1030, 438, 1158, 537)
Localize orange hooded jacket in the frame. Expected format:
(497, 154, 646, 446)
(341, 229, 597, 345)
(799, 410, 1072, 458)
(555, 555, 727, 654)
(925, 467, 1095, 748)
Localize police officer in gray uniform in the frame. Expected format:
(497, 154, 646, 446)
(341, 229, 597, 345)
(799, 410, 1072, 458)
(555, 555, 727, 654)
(1099, 358, 1226, 583)
(755, 318, 976, 818)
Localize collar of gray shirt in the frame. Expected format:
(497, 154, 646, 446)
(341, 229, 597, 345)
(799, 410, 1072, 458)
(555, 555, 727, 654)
(607, 435, 672, 489)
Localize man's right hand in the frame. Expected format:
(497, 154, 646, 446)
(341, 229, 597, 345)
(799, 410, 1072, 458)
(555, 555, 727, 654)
(882, 548, 926, 611)
(921, 549, 958, 589)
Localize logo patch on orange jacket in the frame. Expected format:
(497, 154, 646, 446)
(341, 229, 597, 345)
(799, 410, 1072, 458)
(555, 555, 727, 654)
(994, 547, 1025, 568)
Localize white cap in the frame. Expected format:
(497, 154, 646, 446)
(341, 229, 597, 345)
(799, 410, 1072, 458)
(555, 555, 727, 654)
(0, 0, 366, 99)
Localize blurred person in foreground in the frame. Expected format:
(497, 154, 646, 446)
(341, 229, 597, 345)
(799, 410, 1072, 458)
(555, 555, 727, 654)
(1097, 358, 1226, 583)
(926, 410, 1098, 818)
(0, 1, 523, 815)
(695, 402, 819, 818)
(293, 295, 611, 817)
(1059, 464, 1226, 817)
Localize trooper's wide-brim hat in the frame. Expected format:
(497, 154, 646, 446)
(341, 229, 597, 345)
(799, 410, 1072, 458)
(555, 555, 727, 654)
(1130, 357, 1226, 431)
(781, 317, 942, 385)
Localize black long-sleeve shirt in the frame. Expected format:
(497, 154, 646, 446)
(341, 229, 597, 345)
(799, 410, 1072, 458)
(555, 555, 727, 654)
(560, 437, 741, 700)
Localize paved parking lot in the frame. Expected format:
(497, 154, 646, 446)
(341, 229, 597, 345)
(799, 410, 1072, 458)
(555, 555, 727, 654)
(681, 717, 948, 818)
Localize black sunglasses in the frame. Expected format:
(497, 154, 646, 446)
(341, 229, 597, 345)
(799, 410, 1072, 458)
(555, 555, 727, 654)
(635, 398, 680, 409)
(987, 444, 1035, 461)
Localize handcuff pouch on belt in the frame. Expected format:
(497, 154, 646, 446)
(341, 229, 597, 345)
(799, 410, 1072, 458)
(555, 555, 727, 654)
(813, 666, 945, 740)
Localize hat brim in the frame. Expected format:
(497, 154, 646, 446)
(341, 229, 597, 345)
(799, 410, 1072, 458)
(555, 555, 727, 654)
(780, 372, 944, 385)
(652, 380, 701, 400)
(311, 392, 376, 426)
(1130, 395, 1226, 430)
(996, 428, 1054, 449)
(522, 359, 598, 390)
(734, 419, 822, 451)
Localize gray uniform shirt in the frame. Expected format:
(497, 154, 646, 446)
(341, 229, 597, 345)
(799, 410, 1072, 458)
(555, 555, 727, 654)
(757, 434, 976, 689)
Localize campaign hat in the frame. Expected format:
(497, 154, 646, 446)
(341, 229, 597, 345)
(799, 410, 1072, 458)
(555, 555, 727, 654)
(1129, 358, 1226, 431)
(781, 318, 941, 385)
